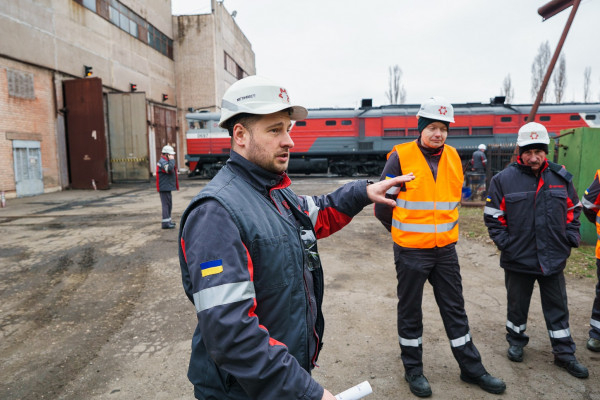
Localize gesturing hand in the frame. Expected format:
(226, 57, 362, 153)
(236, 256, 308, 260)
(366, 173, 415, 207)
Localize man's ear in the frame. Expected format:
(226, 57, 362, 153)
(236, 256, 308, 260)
(232, 123, 249, 149)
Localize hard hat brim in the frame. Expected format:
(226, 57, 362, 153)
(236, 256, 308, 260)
(219, 103, 308, 128)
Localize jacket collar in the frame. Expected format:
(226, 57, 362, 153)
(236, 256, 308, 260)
(226, 151, 290, 196)
(516, 156, 548, 175)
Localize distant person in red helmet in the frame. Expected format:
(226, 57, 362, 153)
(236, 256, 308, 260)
(484, 122, 587, 378)
(375, 96, 506, 397)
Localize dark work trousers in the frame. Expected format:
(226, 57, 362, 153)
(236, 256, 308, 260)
(159, 191, 173, 227)
(589, 258, 600, 340)
(395, 244, 486, 377)
(505, 269, 576, 362)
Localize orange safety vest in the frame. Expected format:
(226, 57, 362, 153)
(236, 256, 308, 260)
(390, 141, 463, 249)
(594, 170, 600, 259)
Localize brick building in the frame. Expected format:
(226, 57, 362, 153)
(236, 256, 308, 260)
(0, 0, 254, 198)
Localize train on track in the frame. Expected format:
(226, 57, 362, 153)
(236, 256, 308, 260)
(184, 98, 600, 178)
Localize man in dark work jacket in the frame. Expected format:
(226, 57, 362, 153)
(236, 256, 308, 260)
(484, 122, 587, 379)
(178, 75, 414, 400)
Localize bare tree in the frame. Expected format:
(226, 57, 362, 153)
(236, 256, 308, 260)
(531, 41, 551, 103)
(501, 74, 514, 103)
(583, 66, 591, 102)
(386, 65, 406, 104)
(552, 54, 567, 103)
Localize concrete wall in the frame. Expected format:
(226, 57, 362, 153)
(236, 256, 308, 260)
(173, 0, 255, 165)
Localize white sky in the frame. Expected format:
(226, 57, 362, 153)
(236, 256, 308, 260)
(171, 0, 600, 109)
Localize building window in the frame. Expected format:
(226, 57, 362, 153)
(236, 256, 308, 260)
(325, 120, 337, 126)
(540, 116, 551, 121)
(82, 0, 96, 12)
(7, 69, 35, 99)
(341, 120, 352, 125)
(225, 52, 246, 78)
(74, 0, 172, 59)
(569, 115, 581, 121)
(500, 116, 512, 122)
(586, 114, 597, 120)
(295, 121, 307, 127)
(407, 128, 419, 137)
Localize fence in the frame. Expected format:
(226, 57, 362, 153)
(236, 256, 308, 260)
(457, 143, 517, 202)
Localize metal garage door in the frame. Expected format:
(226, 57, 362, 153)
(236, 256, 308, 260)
(13, 140, 43, 197)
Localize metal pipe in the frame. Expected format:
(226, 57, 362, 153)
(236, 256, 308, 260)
(527, 0, 581, 122)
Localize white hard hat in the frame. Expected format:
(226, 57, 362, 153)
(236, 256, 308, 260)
(218, 75, 308, 128)
(162, 145, 175, 155)
(478, 144, 486, 151)
(517, 122, 550, 147)
(417, 96, 455, 123)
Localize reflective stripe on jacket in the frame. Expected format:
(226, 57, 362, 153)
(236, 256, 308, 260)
(390, 141, 463, 248)
(582, 169, 600, 259)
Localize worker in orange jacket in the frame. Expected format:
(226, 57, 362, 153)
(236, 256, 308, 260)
(375, 97, 505, 398)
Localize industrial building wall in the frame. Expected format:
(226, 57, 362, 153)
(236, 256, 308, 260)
(0, 58, 61, 197)
(0, 0, 177, 195)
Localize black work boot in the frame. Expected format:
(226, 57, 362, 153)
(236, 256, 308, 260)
(404, 373, 432, 397)
(554, 358, 589, 379)
(587, 337, 600, 352)
(507, 345, 524, 362)
(460, 373, 506, 394)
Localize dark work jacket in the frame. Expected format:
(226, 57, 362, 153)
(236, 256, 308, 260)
(178, 152, 370, 399)
(156, 155, 178, 191)
(484, 159, 581, 275)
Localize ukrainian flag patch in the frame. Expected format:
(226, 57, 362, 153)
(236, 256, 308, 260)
(385, 174, 396, 179)
(486, 196, 491, 202)
(201, 259, 223, 277)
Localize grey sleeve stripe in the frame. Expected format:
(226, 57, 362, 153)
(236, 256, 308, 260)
(302, 195, 320, 227)
(582, 197, 597, 210)
(484, 206, 504, 218)
(567, 201, 582, 211)
(193, 281, 256, 313)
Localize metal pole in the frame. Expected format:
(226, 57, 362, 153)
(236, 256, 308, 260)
(527, 0, 581, 122)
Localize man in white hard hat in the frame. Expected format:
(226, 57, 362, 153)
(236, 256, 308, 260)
(156, 145, 178, 229)
(484, 122, 588, 378)
(177, 75, 414, 400)
(375, 97, 506, 397)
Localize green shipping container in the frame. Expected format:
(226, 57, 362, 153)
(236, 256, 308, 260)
(550, 127, 600, 245)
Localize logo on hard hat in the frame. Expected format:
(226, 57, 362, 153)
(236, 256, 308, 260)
(530, 132, 539, 139)
(438, 106, 447, 116)
(279, 88, 289, 103)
